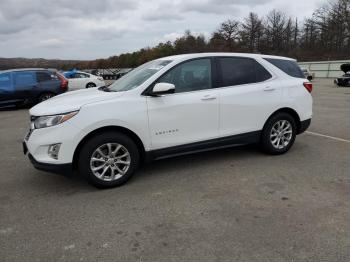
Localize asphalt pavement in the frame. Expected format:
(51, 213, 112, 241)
(1, 79, 350, 262)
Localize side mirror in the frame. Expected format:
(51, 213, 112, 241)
(151, 83, 175, 96)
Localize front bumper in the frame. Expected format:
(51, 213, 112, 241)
(23, 139, 72, 175)
(23, 120, 83, 175)
(28, 153, 72, 176)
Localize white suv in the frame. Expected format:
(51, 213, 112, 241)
(23, 53, 313, 188)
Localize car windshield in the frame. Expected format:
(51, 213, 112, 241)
(107, 60, 172, 92)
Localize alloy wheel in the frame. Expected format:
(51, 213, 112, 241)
(270, 120, 293, 150)
(90, 143, 131, 181)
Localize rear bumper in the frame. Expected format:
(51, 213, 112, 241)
(28, 153, 72, 176)
(335, 78, 350, 86)
(298, 119, 311, 134)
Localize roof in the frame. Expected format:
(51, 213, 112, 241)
(158, 52, 296, 62)
(0, 68, 57, 73)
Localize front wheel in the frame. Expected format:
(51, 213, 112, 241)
(38, 92, 55, 103)
(260, 113, 297, 155)
(78, 132, 140, 188)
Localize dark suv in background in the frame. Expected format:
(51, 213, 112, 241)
(0, 68, 68, 108)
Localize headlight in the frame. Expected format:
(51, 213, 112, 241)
(33, 111, 78, 129)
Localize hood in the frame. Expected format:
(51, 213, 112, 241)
(340, 64, 350, 73)
(30, 87, 124, 116)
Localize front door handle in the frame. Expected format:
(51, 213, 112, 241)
(201, 95, 217, 101)
(263, 86, 276, 92)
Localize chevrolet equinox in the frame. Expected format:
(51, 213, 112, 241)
(23, 53, 313, 188)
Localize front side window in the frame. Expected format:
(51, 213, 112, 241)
(108, 60, 172, 92)
(157, 59, 212, 93)
(219, 57, 272, 87)
(0, 73, 12, 90)
(264, 58, 304, 78)
(14, 71, 37, 89)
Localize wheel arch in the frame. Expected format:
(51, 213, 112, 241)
(72, 125, 146, 169)
(265, 108, 302, 133)
(37, 91, 56, 102)
(86, 82, 96, 88)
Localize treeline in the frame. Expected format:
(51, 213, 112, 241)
(70, 0, 350, 70)
(0, 57, 84, 70)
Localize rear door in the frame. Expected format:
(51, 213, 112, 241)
(0, 72, 16, 107)
(13, 71, 38, 104)
(217, 57, 282, 137)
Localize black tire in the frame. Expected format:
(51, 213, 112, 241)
(78, 132, 140, 188)
(86, 82, 96, 88)
(38, 92, 55, 103)
(260, 112, 297, 155)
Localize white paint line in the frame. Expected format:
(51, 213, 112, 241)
(305, 131, 350, 143)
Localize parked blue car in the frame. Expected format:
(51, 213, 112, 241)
(0, 68, 68, 108)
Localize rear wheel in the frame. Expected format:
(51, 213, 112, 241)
(78, 132, 140, 188)
(260, 112, 297, 155)
(86, 82, 96, 88)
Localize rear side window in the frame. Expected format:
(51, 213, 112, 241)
(264, 58, 304, 78)
(36, 71, 53, 82)
(14, 71, 37, 88)
(0, 73, 12, 90)
(218, 57, 272, 87)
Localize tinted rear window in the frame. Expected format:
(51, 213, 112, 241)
(264, 58, 304, 78)
(219, 57, 272, 87)
(36, 71, 53, 82)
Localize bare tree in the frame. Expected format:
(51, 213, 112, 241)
(215, 19, 240, 50)
(265, 10, 287, 52)
(240, 12, 264, 52)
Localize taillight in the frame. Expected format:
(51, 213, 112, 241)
(57, 73, 68, 91)
(303, 82, 313, 93)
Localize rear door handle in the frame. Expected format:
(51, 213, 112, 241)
(201, 95, 217, 101)
(263, 86, 276, 92)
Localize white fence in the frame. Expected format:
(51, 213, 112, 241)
(298, 60, 350, 78)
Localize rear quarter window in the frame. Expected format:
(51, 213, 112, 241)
(264, 58, 305, 78)
(36, 71, 54, 82)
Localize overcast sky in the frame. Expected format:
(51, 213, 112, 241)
(0, 0, 325, 60)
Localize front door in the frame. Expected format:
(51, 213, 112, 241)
(146, 58, 220, 150)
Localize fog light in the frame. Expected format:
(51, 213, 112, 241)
(48, 143, 61, 160)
